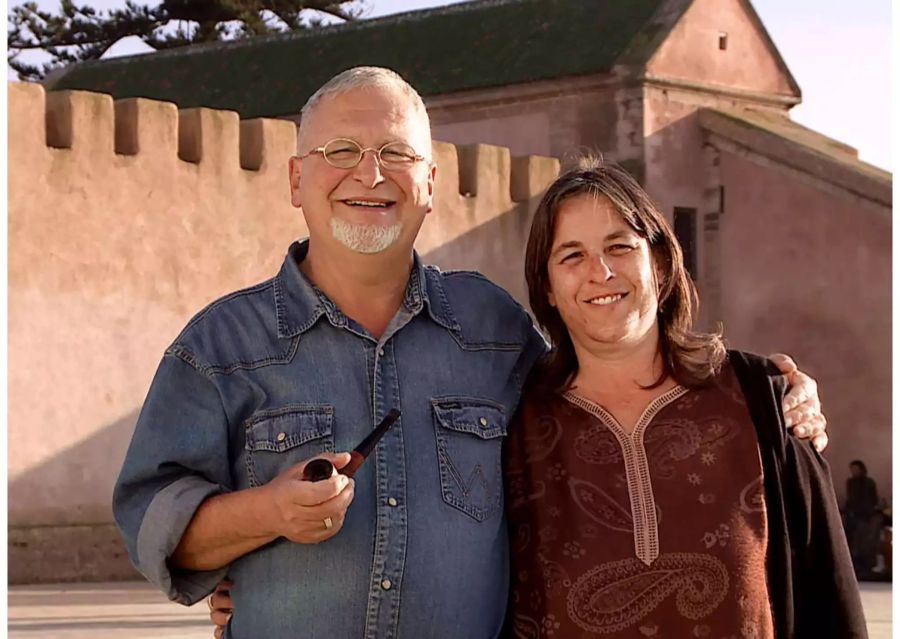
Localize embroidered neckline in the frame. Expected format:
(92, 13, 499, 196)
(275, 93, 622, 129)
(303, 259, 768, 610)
(562, 385, 690, 565)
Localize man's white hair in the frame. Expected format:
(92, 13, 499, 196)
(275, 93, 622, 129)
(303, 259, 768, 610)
(297, 66, 432, 153)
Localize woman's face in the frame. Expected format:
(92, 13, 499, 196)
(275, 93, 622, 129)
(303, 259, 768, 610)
(546, 193, 660, 352)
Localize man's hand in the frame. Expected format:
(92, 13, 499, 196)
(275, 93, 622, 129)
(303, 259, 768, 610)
(262, 452, 356, 544)
(209, 579, 233, 639)
(769, 353, 828, 452)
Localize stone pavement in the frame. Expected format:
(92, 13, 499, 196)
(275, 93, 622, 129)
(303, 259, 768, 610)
(863, 582, 893, 639)
(7, 580, 893, 638)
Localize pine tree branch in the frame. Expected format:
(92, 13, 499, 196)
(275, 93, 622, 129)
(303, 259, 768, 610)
(7, 0, 370, 80)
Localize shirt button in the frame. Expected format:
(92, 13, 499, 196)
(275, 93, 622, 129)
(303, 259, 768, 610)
(479, 417, 489, 427)
(379, 348, 385, 357)
(381, 579, 392, 590)
(276, 432, 287, 442)
(388, 497, 398, 507)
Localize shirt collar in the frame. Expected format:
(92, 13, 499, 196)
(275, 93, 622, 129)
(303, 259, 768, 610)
(274, 240, 460, 338)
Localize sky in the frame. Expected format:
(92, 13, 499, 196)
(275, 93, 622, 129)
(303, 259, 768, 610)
(8, 0, 893, 170)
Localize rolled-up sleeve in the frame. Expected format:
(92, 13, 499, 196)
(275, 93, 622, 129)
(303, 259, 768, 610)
(113, 350, 232, 605)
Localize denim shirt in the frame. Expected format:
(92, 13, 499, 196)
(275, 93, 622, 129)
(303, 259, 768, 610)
(113, 240, 547, 639)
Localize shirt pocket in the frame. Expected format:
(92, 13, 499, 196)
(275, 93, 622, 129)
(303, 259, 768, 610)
(243, 404, 334, 487)
(431, 396, 508, 522)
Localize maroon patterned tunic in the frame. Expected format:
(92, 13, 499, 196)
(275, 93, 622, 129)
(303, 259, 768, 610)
(505, 363, 775, 638)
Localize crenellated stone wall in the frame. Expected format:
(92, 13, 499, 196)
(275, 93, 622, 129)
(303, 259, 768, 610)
(7, 82, 559, 582)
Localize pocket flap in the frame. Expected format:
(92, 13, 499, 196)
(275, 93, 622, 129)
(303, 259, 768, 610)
(432, 397, 507, 440)
(244, 404, 333, 452)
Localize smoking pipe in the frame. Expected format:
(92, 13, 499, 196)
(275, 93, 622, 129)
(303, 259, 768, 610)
(301, 409, 401, 482)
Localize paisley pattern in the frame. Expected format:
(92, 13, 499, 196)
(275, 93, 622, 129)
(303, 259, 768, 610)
(739, 476, 766, 514)
(537, 553, 573, 596)
(643, 417, 739, 479)
(568, 477, 634, 533)
(522, 414, 564, 463)
(566, 554, 729, 634)
(510, 613, 542, 639)
(511, 521, 532, 555)
(575, 425, 622, 465)
(506, 362, 774, 638)
(507, 471, 547, 509)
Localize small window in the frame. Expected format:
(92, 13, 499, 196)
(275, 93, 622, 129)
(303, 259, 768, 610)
(719, 32, 728, 50)
(673, 208, 698, 280)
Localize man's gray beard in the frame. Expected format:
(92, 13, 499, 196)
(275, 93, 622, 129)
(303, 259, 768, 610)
(330, 217, 402, 254)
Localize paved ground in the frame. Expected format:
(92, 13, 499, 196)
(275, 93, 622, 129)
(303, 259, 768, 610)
(8, 580, 893, 638)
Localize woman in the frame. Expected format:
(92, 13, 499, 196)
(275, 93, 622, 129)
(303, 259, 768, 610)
(206, 161, 844, 638)
(503, 159, 865, 637)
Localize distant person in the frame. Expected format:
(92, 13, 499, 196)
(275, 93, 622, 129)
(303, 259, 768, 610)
(844, 460, 881, 577)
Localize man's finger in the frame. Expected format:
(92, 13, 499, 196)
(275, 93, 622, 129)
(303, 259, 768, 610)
(783, 376, 818, 413)
(319, 480, 356, 515)
(211, 610, 232, 625)
(302, 452, 352, 472)
(289, 473, 351, 506)
(327, 452, 353, 470)
(802, 413, 827, 437)
(768, 353, 797, 375)
(305, 480, 356, 520)
(813, 432, 829, 453)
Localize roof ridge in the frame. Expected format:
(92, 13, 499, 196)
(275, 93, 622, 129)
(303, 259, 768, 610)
(701, 107, 891, 182)
(713, 107, 860, 157)
(68, 0, 537, 69)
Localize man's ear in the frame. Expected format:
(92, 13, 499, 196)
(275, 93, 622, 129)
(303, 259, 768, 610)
(288, 156, 303, 208)
(425, 163, 437, 213)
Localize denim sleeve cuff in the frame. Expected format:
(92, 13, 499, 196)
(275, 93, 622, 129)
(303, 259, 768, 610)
(135, 475, 229, 605)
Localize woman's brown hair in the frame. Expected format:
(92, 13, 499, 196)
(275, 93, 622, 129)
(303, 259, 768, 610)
(525, 157, 726, 392)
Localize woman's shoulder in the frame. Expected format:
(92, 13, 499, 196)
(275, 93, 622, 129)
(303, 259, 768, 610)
(514, 385, 567, 420)
(724, 350, 788, 397)
(726, 349, 780, 375)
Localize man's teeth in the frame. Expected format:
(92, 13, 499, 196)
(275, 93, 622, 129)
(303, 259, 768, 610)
(344, 200, 391, 208)
(587, 294, 624, 305)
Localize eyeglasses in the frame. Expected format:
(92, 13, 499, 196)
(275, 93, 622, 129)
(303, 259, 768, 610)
(300, 138, 427, 171)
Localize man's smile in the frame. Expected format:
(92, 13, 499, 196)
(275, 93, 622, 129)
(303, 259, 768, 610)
(338, 198, 397, 210)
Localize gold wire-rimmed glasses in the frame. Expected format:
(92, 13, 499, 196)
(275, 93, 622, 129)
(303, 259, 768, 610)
(300, 138, 427, 170)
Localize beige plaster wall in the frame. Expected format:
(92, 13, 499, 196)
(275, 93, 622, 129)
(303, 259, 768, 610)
(715, 149, 892, 502)
(647, 0, 797, 98)
(8, 83, 558, 581)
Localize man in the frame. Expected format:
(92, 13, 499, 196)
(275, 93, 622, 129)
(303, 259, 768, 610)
(114, 67, 826, 639)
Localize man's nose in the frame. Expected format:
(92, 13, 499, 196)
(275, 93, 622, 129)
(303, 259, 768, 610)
(352, 150, 385, 188)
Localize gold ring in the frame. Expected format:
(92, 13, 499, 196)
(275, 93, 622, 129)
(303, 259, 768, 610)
(323, 516, 333, 530)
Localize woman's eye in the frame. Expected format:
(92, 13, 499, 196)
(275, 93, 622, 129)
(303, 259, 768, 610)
(608, 244, 635, 254)
(561, 252, 583, 263)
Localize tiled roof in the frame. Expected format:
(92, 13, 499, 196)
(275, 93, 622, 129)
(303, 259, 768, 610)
(48, 0, 674, 118)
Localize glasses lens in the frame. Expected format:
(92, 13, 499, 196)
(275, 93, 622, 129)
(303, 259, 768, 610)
(322, 139, 362, 168)
(379, 143, 419, 169)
